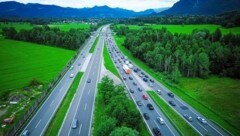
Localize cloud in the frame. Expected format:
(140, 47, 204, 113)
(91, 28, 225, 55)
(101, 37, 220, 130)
(0, 0, 178, 11)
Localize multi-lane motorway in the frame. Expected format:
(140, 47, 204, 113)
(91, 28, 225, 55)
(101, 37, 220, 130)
(21, 28, 101, 136)
(106, 26, 229, 136)
(59, 27, 105, 136)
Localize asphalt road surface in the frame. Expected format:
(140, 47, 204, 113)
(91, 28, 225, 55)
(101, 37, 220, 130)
(21, 28, 101, 136)
(107, 26, 229, 136)
(59, 26, 105, 136)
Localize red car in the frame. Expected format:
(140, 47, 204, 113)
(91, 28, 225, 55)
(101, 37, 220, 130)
(142, 94, 148, 100)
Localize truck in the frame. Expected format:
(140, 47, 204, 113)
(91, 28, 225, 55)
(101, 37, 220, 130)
(123, 64, 131, 74)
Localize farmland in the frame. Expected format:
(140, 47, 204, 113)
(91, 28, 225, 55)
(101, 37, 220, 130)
(116, 24, 240, 35)
(48, 22, 90, 31)
(0, 37, 75, 93)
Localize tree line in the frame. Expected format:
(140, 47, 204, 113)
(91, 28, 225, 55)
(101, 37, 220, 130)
(2, 26, 90, 50)
(117, 11, 240, 28)
(112, 25, 240, 82)
(96, 76, 142, 136)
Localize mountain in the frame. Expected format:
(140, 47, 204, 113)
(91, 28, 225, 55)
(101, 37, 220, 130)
(158, 0, 240, 15)
(0, 1, 155, 18)
(154, 7, 169, 13)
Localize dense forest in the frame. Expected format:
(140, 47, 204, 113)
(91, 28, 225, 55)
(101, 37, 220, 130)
(112, 25, 240, 81)
(1, 26, 90, 50)
(97, 76, 141, 135)
(118, 11, 240, 28)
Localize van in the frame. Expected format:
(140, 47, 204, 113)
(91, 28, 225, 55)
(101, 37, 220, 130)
(157, 90, 161, 95)
(157, 117, 165, 125)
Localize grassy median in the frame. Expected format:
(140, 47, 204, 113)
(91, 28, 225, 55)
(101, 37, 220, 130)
(147, 91, 198, 136)
(89, 36, 99, 53)
(103, 42, 121, 78)
(45, 72, 84, 136)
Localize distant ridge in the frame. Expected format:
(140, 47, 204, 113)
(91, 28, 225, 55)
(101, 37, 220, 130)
(0, 1, 155, 18)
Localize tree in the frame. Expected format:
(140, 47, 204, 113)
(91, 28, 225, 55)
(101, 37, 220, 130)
(96, 117, 116, 136)
(198, 52, 210, 78)
(109, 127, 139, 136)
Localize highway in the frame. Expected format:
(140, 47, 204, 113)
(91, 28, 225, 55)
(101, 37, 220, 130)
(21, 28, 101, 136)
(105, 27, 179, 136)
(106, 26, 229, 136)
(58, 26, 105, 136)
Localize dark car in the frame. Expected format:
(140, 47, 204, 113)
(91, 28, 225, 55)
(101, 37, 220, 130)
(137, 101, 142, 106)
(149, 79, 154, 83)
(87, 78, 91, 83)
(169, 101, 176, 106)
(123, 77, 126, 80)
(129, 76, 133, 80)
(133, 82, 137, 86)
(130, 89, 134, 93)
(141, 72, 145, 75)
(147, 103, 154, 110)
(143, 113, 150, 120)
(152, 127, 161, 136)
(145, 75, 149, 78)
(138, 88, 143, 92)
(143, 78, 148, 82)
(133, 69, 138, 72)
(167, 92, 174, 98)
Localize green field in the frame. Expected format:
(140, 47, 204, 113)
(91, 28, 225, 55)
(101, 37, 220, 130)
(148, 91, 198, 136)
(114, 35, 240, 135)
(45, 72, 84, 136)
(116, 24, 240, 35)
(0, 37, 75, 94)
(103, 43, 121, 78)
(48, 22, 90, 31)
(0, 22, 34, 33)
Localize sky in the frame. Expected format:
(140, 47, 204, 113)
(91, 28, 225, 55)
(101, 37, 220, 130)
(0, 0, 178, 11)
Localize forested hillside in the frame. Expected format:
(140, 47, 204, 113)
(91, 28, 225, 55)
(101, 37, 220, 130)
(112, 25, 240, 81)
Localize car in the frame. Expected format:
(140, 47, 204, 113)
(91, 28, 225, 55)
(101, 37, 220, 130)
(72, 118, 78, 129)
(21, 130, 30, 136)
(147, 103, 154, 110)
(169, 101, 176, 106)
(157, 117, 165, 125)
(138, 74, 143, 77)
(145, 75, 149, 78)
(136, 101, 142, 106)
(87, 78, 91, 83)
(141, 72, 145, 75)
(142, 94, 148, 100)
(70, 65, 74, 70)
(123, 77, 126, 80)
(152, 127, 161, 136)
(156, 90, 161, 95)
(78, 63, 81, 66)
(138, 88, 143, 92)
(133, 82, 137, 86)
(133, 69, 138, 72)
(83, 56, 85, 58)
(143, 113, 150, 120)
(143, 78, 148, 82)
(129, 76, 133, 80)
(116, 66, 119, 69)
(120, 71, 123, 74)
(197, 116, 207, 124)
(130, 89, 134, 93)
(149, 79, 154, 83)
(70, 74, 74, 78)
(180, 105, 189, 110)
(183, 114, 193, 122)
(167, 92, 174, 98)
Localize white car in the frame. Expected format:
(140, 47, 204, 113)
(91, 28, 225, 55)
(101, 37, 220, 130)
(70, 74, 74, 78)
(197, 116, 207, 124)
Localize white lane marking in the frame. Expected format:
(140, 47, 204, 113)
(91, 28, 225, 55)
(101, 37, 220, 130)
(35, 119, 42, 128)
(84, 104, 87, 111)
(88, 89, 91, 95)
(197, 122, 208, 132)
(79, 124, 82, 134)
(50, 100, 54, 107)
(208, 123, 224, 136)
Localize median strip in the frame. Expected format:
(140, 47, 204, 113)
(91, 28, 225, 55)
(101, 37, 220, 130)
(89, 36, 99, 53)
(147, 91, 198, 136)
(45, 72, 84, 136)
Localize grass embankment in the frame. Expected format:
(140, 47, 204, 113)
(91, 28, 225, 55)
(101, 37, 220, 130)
(45, 72, 84, 136)
(48, 23, 90, 31)
(103, 42, 121, 78)
(116, 24, 240, 35)
(89, 36, 99, 53)
(0, 37, 75, 93)
(147, 91, 198, 136)
(114, 35, 240, 135)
